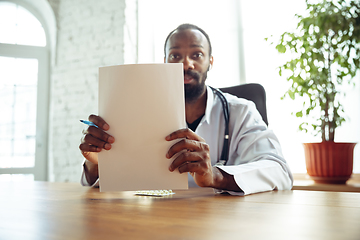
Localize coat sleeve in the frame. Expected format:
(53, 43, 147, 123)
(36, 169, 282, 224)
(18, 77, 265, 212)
(80, 160, 100, 187)
(216, 99, 293, 195)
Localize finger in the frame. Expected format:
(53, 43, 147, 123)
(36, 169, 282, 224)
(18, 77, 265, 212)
(166, 139, 209, 159)
(178, 161, 206, 175)
(81, 151, 91, 158)
(89, 114, 110, 131)
(80, 132, 86, 143)
(79, 142, 102, 153)
(165, 128, 204, 142)
(81, 151, 99, 165)
(83, 133, 112, 150)
(169, 151, 201, 172)
(81, 129, 88, 135)
(87, 126, 115, 144)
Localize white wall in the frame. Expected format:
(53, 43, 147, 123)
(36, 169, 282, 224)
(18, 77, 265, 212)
(48, 0, 126, 182)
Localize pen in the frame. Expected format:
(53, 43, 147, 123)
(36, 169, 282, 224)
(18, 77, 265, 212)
(80, 120, 99, 128)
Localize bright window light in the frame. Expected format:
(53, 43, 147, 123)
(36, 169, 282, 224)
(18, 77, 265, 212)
(0, 56, 38, 168)
(0, 174, 34, 182)
(0, 2, 46, 46)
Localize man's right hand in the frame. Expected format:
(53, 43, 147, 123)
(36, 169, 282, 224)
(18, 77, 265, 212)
(79, 114, 115, 165)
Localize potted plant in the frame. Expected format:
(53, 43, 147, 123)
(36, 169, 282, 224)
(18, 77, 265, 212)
(271, 0, 360, 183)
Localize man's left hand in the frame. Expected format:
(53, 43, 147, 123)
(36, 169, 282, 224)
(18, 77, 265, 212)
(165, 128, 214, 187)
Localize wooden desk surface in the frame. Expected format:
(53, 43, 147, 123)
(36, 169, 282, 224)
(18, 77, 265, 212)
(293, 173, 360, 192)
(1, 182, 360, 240)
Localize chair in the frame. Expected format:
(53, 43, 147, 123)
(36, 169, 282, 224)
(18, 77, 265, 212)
(220, 83, 268, 126)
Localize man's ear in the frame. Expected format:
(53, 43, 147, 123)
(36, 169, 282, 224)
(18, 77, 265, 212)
(208, 56, 214, 70)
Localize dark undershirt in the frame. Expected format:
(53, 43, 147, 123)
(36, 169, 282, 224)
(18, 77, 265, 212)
(187, 114, 205, 132)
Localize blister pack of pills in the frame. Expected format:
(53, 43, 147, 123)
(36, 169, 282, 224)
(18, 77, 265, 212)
(135, 190, 174, 197)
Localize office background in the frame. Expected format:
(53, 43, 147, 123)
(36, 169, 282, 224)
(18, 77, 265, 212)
(0, 0, 359, 183)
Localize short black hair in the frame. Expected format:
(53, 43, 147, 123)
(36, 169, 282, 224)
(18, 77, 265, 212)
(164, 23, 212, 58)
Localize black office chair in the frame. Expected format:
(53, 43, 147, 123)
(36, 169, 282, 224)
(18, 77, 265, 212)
(220, 83, 268, 126)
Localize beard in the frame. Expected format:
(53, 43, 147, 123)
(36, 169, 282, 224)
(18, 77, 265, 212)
(184, 69, 208, 103)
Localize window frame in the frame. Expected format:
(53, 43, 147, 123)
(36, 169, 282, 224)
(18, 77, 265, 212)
(0, 1, 50, 180)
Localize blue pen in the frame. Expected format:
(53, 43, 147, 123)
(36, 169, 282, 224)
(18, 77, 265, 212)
(80, 120, 99, 128)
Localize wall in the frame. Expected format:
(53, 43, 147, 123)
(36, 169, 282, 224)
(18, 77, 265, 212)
(48, 0, 127, 182)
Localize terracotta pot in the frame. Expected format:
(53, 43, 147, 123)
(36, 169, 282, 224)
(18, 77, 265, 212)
(303, 142, 357, 184)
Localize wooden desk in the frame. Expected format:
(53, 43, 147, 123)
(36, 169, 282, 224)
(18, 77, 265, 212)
(293, 173, 360, 192)
(1, 182, 359, 240)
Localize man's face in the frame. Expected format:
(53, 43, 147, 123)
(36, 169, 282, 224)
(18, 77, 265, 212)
(165, 29, 213, 103)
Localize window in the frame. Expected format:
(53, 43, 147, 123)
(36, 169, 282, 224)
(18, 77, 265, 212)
(0, 57, 38, 167)
(0, 1, 46, 46)
(0, 1, 49, 181)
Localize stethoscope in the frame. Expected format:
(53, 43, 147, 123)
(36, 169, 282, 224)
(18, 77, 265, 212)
(209, 86, 230, 166)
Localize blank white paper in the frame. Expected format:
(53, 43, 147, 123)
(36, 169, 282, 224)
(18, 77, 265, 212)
(98, 63, 188, 192)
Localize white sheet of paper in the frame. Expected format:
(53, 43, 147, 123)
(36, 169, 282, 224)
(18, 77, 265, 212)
(98, 63, 188, 192)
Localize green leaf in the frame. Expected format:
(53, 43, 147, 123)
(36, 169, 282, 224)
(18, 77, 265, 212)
(296, 111, 303, 117)
(288, 90, 295, 100)
(276, 44, 287, 53)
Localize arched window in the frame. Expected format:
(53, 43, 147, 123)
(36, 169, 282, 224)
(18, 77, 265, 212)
(0, 1, 52, 181)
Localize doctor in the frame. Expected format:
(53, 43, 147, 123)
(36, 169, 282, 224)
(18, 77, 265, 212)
(79, 23, 293, 195)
